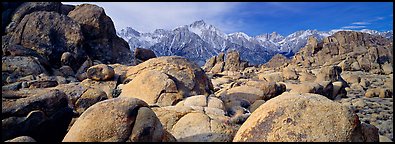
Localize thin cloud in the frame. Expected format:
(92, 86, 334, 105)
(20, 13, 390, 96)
(341, 25, 366, 29)
(62, 2, 242, 34)
(375, 17, 385, 20)
(351, 22, 370, 25)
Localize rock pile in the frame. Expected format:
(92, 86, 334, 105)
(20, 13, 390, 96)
(203, 50, 249, 74)
(2, 2, 392, 143)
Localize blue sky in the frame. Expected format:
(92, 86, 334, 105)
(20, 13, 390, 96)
(63, 2, 393, 36)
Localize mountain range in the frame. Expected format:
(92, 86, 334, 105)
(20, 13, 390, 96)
(117, 20, 393, 66)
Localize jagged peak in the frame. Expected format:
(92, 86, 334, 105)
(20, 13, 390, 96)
(190, 20, 206, 27)
(228, 32, 250, 38)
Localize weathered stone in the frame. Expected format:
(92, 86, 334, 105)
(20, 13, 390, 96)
(58, 65, 75, 77)
(381, 62, 393, 74)
(27, 80, 58, 88)
(220, 85, 264, 105)
(124, 56, 213, 101)
(51, 82, 87, 107)
(233, 92, 370, 142)
(283, 67, 298, 80)
(63, 97, 169, 142)
(60, 52, 75, 67)
(75, 57, 93, 81)
(120, 70, 180, 106)
(68, 4, 132, 64)
(2, 56, 47, 78)
(176, 95, 224, 110)
(2, 89, 73, 142)
(80, 78, 117, 99)
(261, 54, 291, 69)
(2, 82, 21, 91)
(203, 55, 216, 72)
(289, 82, 324, 95)
(224, 50, 245, 72)
(2, 89, 68, 117)
(86, 64, 115, 81)
(8, 11, 85, 67)
(74, 88, 108, 114)
(248, 100, 265, 113)
(134, 48, 157, 65)
(258, 72, 284, 82)
(152, 106, 236, 142)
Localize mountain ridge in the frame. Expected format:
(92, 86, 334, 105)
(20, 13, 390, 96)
(117, 20, 393, 66)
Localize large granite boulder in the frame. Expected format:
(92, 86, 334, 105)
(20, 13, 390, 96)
(122, 56, 213, 106)
(68, 4, 132, 65)
(2, 89, 73, 142)
(134, 48, 156, 65)
(8, 11, 85, 68)
(152, 106, 237, 142)
(63, 97, 174, 142)
(233, 92, 379, 142)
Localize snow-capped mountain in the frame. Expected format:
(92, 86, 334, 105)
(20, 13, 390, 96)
(118, 20, 275, 66)
(117, 20, 393, 66)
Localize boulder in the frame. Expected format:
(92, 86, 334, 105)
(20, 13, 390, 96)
(248, 100, 265, 113)
(203, 55, 216, 72)
(220, 85, 264, 105)
(289, 82, 324, 95)
(2, 89, 69, 118)
(299, 71, 316, 82)
(381, 62, 392, 74)
(261, 54, 290, 69)
(233, 92, 377, 142)
(86, 64, 115, 81)
(282, 67, 298, 80)
(8, 11, 85, 67)
(50, 82, 87, 107)
(80, 78, 117, 99)
(2, 44, 50, 68)
(27, 80, 58, 88)
(124, 56, 213, 102)
(315, 65, 345, 83)
(2, 82, 21, 91)
(258, 72, 284, 82)
(2, 56, 47, 79)
(75, 57, 93, 81)
(342, 73, 361, 85)
(246, 81, 286, 100)
(134, 48, 156, 65)
(365, 88, 393, 98)
(60, 52, 76, 67)
(224, 50, 245, 72)
(120, 70, 181, 106)
(2, 89, 73, 142)
(58, 65, 75, 77)
(152, 106, 237, 142)
(175, 95, 224, 110)
(68, 4, 132, 64)
(5, 2, 62, 33)
(63, 97, 171, 142)
(74, 88, 108, 114)
(210, 62, 225, 74)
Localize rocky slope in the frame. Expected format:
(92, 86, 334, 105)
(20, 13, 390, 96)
(1, 2, 392, 142)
